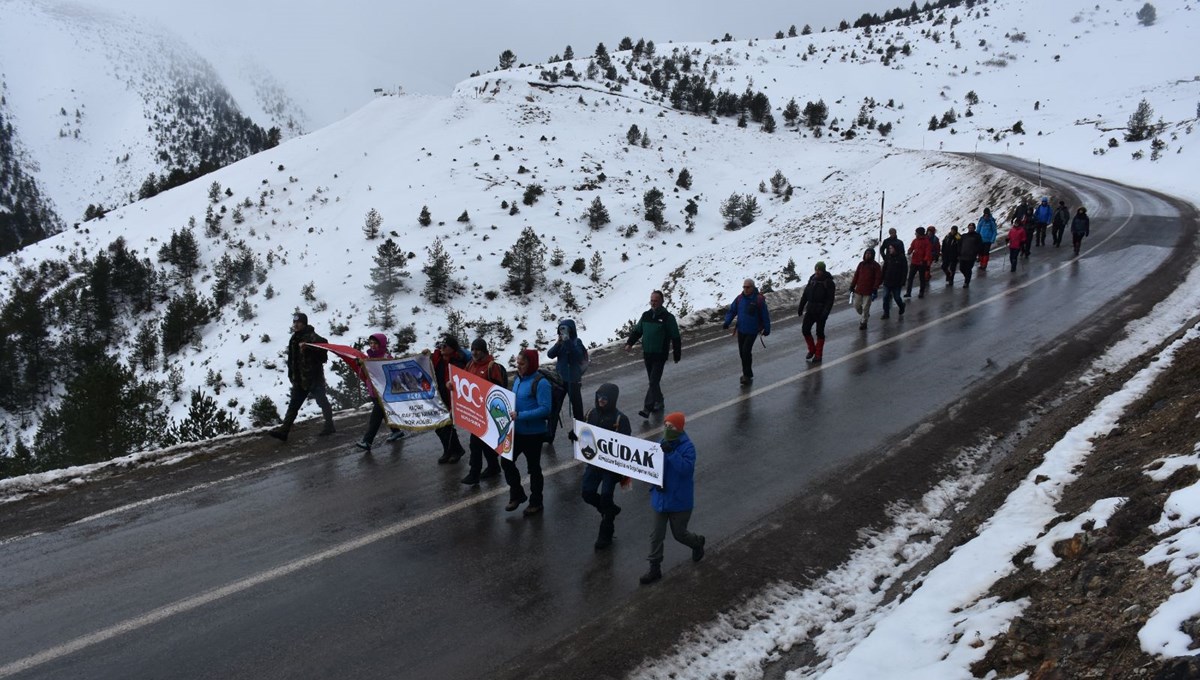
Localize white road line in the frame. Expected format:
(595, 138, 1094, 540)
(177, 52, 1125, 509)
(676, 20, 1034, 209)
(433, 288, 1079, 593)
(0, 185, 1141, 676)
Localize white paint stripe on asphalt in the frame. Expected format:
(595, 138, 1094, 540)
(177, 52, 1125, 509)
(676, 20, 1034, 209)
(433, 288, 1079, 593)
(0, 183, 1141, 676)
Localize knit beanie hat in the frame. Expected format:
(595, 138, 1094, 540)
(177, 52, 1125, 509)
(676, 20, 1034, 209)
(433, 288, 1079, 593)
(664, 412, 686, 431)
(814, 261, 826, 271)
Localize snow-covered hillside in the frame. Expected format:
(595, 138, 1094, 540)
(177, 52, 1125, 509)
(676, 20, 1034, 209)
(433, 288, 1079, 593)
(0, 0, 1196, 458)
(0, 0, 306, 228)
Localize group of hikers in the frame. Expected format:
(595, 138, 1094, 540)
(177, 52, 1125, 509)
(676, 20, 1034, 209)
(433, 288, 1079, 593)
(267, 298, 700, 585)
(263, 198, 1091, 584)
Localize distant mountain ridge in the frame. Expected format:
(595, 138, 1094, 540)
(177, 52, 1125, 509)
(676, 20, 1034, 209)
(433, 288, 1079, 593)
(0, 0, 306, 253)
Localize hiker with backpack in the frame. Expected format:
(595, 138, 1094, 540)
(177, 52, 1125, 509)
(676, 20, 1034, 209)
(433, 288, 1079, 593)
(798, 261, 837, 363)
(545, 319, 587, 442)
(461, 338, 508, 486)
(431, 335, 469, 464)
(958, 223, 984, 288)
(268, 312, 334, 441)
(1006, 220, 1028, 273)
(568, 383, 632, 550)
(977, 208, 998, 270)
(1051, 200, 1071, 247)
(1032, 197, 1054, 248)
(502, 349, 553, 515)
(624, 290, 682, 419)
(1071, 206, 1091, 256)
(879, 244, 908, 319)
(905, 226, 932, 299)
(723, 278, 771, 385)
(849, 248, 882, 330)
(940, 226, 962, 285)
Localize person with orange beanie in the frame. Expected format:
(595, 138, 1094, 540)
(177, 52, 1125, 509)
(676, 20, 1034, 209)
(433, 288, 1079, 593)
(640, 412, 706, 584)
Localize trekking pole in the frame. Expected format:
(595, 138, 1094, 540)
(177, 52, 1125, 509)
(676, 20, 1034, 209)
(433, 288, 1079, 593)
(759, 333, 767, 348)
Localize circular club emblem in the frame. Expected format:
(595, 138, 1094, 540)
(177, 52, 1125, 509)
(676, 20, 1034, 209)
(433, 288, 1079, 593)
(578, 426, 598, 461)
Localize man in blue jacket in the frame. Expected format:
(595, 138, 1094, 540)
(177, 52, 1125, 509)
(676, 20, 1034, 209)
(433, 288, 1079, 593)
(723, 279, 771, 385)
(546, 318, 586, 442)
(641, 411, 706, 584)
(502, 349, 553, 515)
(1032, 197, 1054, 248)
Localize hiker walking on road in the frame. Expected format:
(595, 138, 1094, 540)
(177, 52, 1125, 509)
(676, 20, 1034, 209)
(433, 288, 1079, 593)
(880, 244, 908, 319)
(723, 279, 771, 385)
(461, 338, 507, 486)
(1051, 200, 1071, 247)
(958, 223, 984, 288)
(798, 261, 837, 363)
(502, 349, 552, 515)
(356, 332, 405, 451)
(977, 208, 998, 270)
(639, 412, 706, 585)
(849, 248, 882, 330)
(569, 383, 632, 550)
(432, 335, 469, 464)
(1007, 221, 1028, 273)
(624, 290, 682, 419)
(905, 226, 932, 299)
(1071, 207, 1091, 256)
(269, 312, 334, 441)
(940, 226, 961, 285)
(1032, 197, 1053, 248)
(546, 319, 586, 442)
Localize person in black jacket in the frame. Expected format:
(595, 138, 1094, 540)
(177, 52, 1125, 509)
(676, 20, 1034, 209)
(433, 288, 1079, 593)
(432, 335, 468, 464)
(269, 312, 334, 441)
(880, 245, 908, 319)
(1051, 201, 1071, 247)
(624, 290, 682, 418)
(1071, 207, 1091, 256)
(957, 223, 984, 289)
(940, 226, 962, 285)
(797, 261, 837, 363)
(569, 383, 632, 550)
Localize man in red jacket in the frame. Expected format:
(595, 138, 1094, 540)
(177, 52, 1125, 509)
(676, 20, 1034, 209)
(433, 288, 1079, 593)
(850, 248, 882, 330)
(905, 226, 932, 299)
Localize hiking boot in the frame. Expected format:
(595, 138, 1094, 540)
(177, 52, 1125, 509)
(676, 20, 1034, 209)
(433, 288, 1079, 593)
(639, 562, 663, 585)
(480, 466, 501, 480)
(692, 535, 707, 562)
(505, 496, 527, 512)
(811, 356, 823, 364)
(595, 518, 615, 550)
(268, 429, 288, 442)
(355, 441, 371, 451)
(461, 472, 480, 486)
(859, 322, 867, 330)
(805, 351, 814, 361)
(437, 452, 452, 464)
(447, 450, 464, 464)
(963, 281, 970, 288)
(386, 430, 405, 442)
(637, 410, 650, 419)
(523, 504, 543, 516)
(880, 312, 890, 320)
(899, 306, 906, 316)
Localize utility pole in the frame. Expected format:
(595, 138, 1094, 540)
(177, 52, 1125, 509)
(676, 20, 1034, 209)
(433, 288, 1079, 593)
(879, 191, 885, 246)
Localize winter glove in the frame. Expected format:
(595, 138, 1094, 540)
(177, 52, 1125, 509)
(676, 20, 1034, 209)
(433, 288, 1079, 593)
(762, 329, 770, 337)
(870, 291, 878, 301)
(673, 351, 681, 363)
(567, 430, 578, 442)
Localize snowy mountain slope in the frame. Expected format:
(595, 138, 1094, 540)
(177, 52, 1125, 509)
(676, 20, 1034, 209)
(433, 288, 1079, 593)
(1, 0, 1196, 458)
(0, 0, 306, 227)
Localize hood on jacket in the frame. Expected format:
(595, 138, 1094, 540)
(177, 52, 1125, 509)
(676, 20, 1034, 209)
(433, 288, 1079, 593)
(862, 247, 876, 260)
(594, 383, 619, 413)
(367, 332, 389, 358)
(557, 319, 578, 340)
(518, 349, 540, 376)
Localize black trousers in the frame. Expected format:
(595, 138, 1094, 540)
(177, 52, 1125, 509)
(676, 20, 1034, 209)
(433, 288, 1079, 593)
(958, 259, 974, 285)
(801, 312, 828, 340)
(905, 264, 929, 296)
(468, 434, 499, 474)
(501, 433, 544, 506)
(736, 332, 757, 378)
(643, 353, 667, 411)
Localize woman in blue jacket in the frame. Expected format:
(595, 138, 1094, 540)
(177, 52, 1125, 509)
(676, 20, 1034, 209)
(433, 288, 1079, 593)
(502, 349, 553, 515)
(977, 208, 998, 270)
(545, 318, 586, 442)
(640, 412, 706, 585)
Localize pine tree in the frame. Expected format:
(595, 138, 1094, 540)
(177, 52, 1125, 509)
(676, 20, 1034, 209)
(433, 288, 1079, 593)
(783, 98, 801, 126)
(803, 99, 829, 129)
(1125, 99, 1155, 141)
(161, 288, 212, 356)
(164, 389, 240, 445)
(626, 124, 642, 145)
(504, 227, 547, 295)
(249, 395, 281, 427)
(1137, 3, 1157, 26)
(363, 208, 383, 239)
(522, 184, 544, 206)
(676, 168, 693, 189)
(643, 188, 666, 226)
(585, 197, 611, 229)
(422, 237, 460, 304)
(418, 205, 432, 226)
(563, 45, 575, 60)
(208, 181, 223, 203)
(367, 236, 410, 295)
(770, 170, 789, 195)
(762, 113, 777, 133)
(499, 49, 517, 69)
(589, 251, 604, 283)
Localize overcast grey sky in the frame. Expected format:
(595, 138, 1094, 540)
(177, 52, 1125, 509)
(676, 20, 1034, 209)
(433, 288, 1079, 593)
(77, 0, 903, 126)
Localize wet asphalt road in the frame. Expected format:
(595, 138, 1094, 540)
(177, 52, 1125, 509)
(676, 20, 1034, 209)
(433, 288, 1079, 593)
(0, 156, 1194, 679)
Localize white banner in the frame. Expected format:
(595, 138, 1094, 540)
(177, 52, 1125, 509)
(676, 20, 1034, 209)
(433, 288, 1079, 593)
(363, 354, 451, 431)
(572, 421, 663, 486)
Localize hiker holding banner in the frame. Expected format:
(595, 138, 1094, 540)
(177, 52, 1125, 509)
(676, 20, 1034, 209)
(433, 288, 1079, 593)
(640, 412, 706, 585)
(568, 383, 632, 550)
(501, 350, 553, 515)
(432, 336, 469, 464)
(460, 338, 509, 486)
